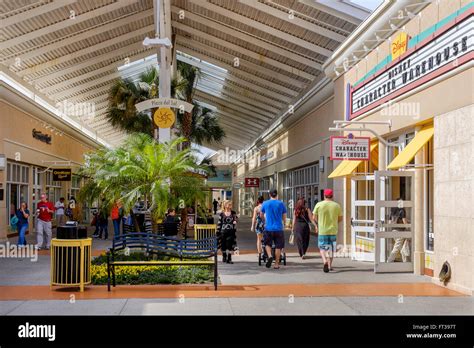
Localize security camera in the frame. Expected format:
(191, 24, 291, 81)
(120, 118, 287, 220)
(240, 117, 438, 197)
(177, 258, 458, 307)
(142, 37, 172, 48)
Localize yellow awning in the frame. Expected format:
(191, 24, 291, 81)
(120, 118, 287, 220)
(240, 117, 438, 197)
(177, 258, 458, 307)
(387, 125, 434, 170)
(328, 142, 378, 179)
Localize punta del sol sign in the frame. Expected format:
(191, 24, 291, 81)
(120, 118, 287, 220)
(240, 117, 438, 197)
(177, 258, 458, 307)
(135, 98, 194, 113)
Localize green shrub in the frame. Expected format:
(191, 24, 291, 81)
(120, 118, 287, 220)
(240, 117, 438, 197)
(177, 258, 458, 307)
(91, 252, 213, 285)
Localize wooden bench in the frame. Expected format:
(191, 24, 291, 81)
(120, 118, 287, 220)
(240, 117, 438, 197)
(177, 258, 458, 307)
(106, 233, 218, 291)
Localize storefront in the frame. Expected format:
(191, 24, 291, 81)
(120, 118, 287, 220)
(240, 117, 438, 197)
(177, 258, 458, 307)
(0, 83, 100, 241)
(232, 78, 336, 219)
(325, 1, 473, 294)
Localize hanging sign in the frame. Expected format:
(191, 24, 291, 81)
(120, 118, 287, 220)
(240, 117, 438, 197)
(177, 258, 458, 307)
(350, 13, 473, 119)
(244, 178, 260, 187)
(153, 108, 176, 128)
(52, 168, 72, 181)
(135, 98, 194, 113)
(330, 136, 370, 161)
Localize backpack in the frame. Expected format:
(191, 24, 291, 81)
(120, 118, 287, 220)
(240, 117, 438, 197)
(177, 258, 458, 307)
(10, 215, 19, 227)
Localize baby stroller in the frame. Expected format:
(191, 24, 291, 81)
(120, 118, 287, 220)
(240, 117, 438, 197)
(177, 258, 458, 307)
(258, 237, 286, 266)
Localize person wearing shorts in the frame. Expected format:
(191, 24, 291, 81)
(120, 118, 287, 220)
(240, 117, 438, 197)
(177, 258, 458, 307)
(260, 189, 287, 269)
(251, 196, 265, 254)
(313, 189, 342, 273)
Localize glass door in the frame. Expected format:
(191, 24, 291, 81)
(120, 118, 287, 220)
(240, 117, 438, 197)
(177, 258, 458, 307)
(351, 175, 375, 262)
(374, 170, 414, 273)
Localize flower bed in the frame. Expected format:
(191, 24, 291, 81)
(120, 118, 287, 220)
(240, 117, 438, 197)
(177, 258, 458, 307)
(91, 252, 213, 285)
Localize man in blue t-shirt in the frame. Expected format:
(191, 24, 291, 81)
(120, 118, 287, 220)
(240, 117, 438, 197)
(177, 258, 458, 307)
(260, 189, 287, 269)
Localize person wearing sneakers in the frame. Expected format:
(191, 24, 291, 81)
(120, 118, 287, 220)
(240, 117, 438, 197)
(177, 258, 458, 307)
(312, 189, 342, 273)
(35, 193, 55, 250)
(260, 189, 287, 269)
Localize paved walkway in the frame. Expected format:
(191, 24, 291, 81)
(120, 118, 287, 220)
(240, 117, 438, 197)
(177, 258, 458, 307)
(1, 215, 472, 315)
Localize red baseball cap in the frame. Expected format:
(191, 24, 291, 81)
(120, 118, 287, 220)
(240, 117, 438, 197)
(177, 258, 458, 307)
(324, 188, 333, 197)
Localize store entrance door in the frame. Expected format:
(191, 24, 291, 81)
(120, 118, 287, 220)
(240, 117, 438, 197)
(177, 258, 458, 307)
(350, 175, 375, 262)
(374, 170, 414, 273)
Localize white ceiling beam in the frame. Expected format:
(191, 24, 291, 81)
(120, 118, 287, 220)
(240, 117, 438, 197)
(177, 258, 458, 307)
(197, 99, 266, 129)
(17, 25, 154, 77)
(195, 89, 274, 122)
(187, 0, 332, 57)
(171, 5, 319, 74)
(173, 21, 314, 86)
(194, 97, 268, 128)
(197, 73, 280, 108)
(216, 116, 260, 136)
(238, 0, 346, 42)
(219, 124, 255, 139)
(176, 42, 298, 97)
(177, 53, 291, 104)
(218, 135, 249, 149)
(195, 83, 278, 118)
(53, 73, 120, 99)
(297, 0, 368, 26)
(213, 109, 264, 129)
(199, 75, 285, 110)
(1, 0, 76, 28)
(29, 42, 152, 85)
(2, 10, 154, 65)
(0, 0, 139, 51)
(40, 49, 155, 93)
(194, 91, 270, 126)
(59, 85, 110, 103)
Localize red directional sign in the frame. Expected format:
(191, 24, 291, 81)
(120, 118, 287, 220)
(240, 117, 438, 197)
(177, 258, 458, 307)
(244, 178, 260, 187)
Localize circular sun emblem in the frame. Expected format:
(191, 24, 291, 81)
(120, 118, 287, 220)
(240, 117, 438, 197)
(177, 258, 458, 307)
(153, 108, 175, 128)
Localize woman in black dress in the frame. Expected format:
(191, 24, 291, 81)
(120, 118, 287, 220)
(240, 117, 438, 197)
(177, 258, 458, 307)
(292, 198, 314, 259)
(217, 200, 238, 264)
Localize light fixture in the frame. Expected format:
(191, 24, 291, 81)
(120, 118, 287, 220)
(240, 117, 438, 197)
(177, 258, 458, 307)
(406, 10, 415, 19)
(0, 154, 5, 171)
(142, 36, 172, 48)
(390, 23, 397, 30)
(363, 44, 369, 52)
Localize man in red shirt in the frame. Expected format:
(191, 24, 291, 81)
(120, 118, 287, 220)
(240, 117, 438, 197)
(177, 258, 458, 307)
(35, 193, 55, 250)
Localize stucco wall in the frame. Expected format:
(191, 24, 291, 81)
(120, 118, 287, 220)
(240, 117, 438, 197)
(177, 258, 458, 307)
(433, 103, 474, 295)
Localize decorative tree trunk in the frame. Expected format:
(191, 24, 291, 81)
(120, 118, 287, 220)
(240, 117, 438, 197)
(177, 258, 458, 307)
(151, 107, 158, 141)
(181, 110, 192, 149)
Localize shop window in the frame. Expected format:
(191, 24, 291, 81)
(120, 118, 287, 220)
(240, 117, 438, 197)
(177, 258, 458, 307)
(6, 162, 30, 225)
(281, 163, 319, 219)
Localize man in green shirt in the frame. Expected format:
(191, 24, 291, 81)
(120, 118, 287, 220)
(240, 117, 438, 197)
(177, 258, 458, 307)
(312, 189, 342, 273)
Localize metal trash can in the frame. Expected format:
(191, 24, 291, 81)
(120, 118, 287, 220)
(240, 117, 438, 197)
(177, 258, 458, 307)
(50, 238, 92, 292)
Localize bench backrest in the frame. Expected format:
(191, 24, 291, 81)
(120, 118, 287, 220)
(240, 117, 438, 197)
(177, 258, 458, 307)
(194, 224, 217, 240)
(111, 233, 217, 258)
(156, 222, 181, 236)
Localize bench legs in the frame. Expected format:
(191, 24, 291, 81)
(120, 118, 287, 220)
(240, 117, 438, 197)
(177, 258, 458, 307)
(107, 253, 111, 292)
(214, 254, 218, 291)
(112, 265, 116, 287)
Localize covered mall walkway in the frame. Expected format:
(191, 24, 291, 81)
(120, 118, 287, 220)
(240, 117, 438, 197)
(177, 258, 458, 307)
(1, 0, 473, 318)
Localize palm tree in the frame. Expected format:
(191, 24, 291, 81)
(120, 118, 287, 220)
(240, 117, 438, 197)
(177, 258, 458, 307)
(105, 62, 225, 147)
(78, 133, 209, 224)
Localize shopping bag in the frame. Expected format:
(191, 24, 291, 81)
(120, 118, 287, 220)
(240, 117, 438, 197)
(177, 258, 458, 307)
(289, 231, 295, 245)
